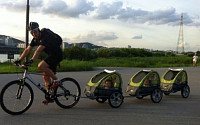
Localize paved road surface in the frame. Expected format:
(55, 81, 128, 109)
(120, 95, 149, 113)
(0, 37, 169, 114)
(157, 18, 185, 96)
(0, 67, 200, 125)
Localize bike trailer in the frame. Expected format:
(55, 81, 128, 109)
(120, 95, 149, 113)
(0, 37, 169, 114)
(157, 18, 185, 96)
(126, 70, 162, 103)
(84, 69, 124, 108)
(160, 68, 190, 98)
(84, 69, 123, 97)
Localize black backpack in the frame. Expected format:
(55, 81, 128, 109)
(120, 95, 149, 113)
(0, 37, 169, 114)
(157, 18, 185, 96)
(41, 28, 62, 46)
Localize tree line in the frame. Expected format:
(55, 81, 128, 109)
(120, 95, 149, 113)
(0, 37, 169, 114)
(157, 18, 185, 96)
(20, 46, 199, 61)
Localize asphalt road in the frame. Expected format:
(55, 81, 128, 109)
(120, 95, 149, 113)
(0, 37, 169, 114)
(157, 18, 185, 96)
(0, 67, 200, 125)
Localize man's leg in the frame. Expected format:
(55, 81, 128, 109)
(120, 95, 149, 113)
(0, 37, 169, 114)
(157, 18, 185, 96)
(38, 60, 58, 81)
(39, 61, 57, 104)
(43, 74, 51, 91)
(38, 60, 60, 90)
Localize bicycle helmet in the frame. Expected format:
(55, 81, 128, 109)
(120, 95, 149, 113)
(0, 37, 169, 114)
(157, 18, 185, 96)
(29, 22, 39, 30)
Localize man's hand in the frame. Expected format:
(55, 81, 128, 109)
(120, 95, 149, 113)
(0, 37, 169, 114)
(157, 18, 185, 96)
(14, 60, 21, 66)
(24, 59, 33, 66)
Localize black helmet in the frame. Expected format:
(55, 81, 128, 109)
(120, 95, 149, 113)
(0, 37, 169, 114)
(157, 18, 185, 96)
(29, 22, 39, 30)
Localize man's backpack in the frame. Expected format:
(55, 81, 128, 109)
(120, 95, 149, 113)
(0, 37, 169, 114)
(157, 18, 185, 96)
(41, 28, 62, 46)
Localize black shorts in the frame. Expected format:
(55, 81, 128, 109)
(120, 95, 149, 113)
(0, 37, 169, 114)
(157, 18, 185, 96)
(44, 55, 62, 73)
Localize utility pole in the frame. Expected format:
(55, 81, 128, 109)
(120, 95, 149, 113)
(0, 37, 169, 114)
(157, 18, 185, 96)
(177, 13, 184, 54)
(25, 0, 29, 62)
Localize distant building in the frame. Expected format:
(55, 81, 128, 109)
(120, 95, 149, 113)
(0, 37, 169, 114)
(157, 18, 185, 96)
(0, 35, 24, 47)
(0, 35, 6, 45)
(17, 43, 26, 48)
(0, 35, 24, 54)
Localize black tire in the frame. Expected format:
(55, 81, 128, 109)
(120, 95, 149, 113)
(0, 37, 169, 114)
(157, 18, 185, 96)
(181, 85, 190, 98)
(54, 78, 81, 108)
(108, 91, 123, 108)
(96, 98, 107, 103)
(151, 88, 163, 103)
(0, 80, 34, 115)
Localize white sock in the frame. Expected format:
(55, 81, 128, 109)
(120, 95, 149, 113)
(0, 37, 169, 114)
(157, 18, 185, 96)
(54, 79, 60, 83)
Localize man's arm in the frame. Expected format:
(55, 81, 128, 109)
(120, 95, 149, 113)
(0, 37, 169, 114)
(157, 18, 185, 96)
(19, 46, 33, 61)
(31, 45, 45, 61)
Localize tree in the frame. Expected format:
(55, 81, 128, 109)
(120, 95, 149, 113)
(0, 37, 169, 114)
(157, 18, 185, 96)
(63, 46, 97, 60)
(97, 48, 111, 58)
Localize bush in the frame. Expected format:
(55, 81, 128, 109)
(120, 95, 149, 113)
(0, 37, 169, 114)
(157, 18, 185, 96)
(96, 47, 111, 58)
(165, 52, 175, 57)
(63, 46, 97, 61)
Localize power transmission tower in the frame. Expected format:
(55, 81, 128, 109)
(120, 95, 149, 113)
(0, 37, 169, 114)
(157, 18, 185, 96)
(177, 13, 184, 53)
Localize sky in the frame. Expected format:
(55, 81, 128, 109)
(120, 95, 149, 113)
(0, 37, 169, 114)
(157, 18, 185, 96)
(0, 0, 200, 52)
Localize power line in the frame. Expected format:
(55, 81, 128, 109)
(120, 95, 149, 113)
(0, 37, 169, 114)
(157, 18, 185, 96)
(177, 13, 184, 53)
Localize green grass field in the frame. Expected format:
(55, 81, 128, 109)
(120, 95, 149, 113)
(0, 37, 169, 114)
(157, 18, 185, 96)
(0, 56, 193, 74)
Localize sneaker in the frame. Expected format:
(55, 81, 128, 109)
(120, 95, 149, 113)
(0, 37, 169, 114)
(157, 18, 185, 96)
(50, 83, 59, 89)
(50, 80, 60, 89)
(42, 99, 54, 105)
(42, 93, 54, 105)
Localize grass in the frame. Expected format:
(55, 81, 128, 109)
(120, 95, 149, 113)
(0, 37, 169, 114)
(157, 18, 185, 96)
(0, 56, 193, 74)
(93, 56, 192, 68)
(58, 60, 94, 72)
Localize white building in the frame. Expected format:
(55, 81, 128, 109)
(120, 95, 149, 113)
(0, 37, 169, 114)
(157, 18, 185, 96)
(0, 35, 24, 46)
(17, 43, 26, 48)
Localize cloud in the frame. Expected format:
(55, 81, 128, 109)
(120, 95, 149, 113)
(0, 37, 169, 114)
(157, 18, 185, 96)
(95, 2, 123, 19)
(42, 0, 95, 18)
(0, 0, 198, 26)
(132, 35, 143, 39)
(95, 2, 196, 26)
(0, 0, 44, 12)
(70, 31, 118, 43)
(0, 0, 26, 12)
(0, 0, 95, 17)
